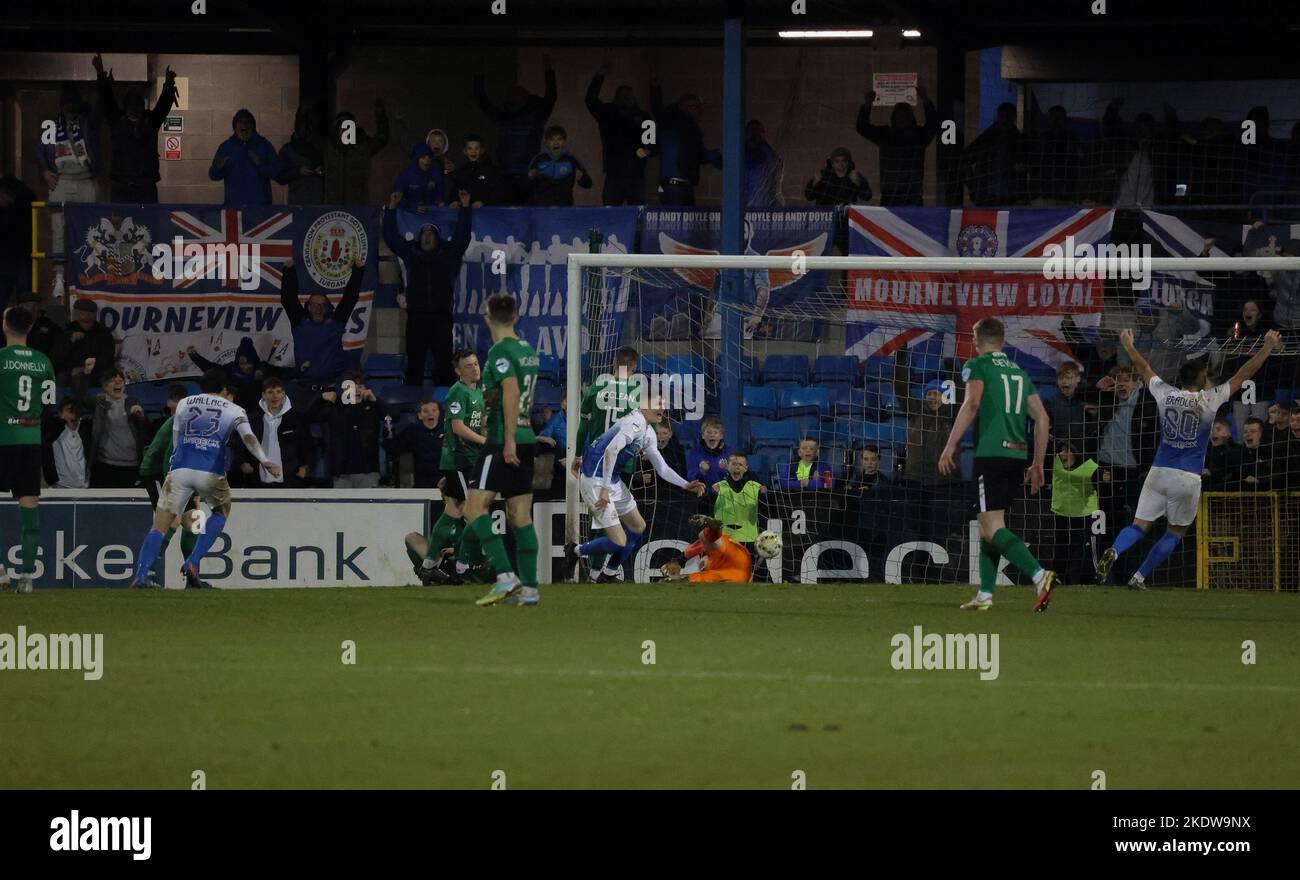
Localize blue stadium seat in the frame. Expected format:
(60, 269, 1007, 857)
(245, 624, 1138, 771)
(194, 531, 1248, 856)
(762, 354, 809, 387)
(745, 451, 771, 483)
(742, 385, 778, 419)
(813, 355, 858, 388)
(849, 421, 907, 448)
(831, 385, 879, 420)
(908, 350, 943, 378)
(379, 385, 426, 414)
(533, 379, 562, 409)
(747, 418, 804, 449)
(127, 382, 171, 416)
(739, 355, 759, 385)
(777, 387, 831, 419)
(537, 354, 561, 384)
(861, 354, 894, 384)
(1037, 385, 1059, 403)
(665, 354, 707, 379)
(363, 353, 404, 380)
(430, 385, 451, 404)
(637, 354, 663, 377)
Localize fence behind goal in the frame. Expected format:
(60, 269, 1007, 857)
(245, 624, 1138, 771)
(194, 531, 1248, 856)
(567, 253, 1300, 590)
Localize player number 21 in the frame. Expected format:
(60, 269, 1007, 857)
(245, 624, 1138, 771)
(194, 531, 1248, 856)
(16, 376, 56, 412)
(1000, 374, 1024, 415)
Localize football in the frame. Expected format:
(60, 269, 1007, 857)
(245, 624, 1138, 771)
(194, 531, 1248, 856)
(755, 530, 782, 559)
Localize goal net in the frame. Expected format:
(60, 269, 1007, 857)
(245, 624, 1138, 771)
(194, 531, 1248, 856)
(566, 251, 1300, 591)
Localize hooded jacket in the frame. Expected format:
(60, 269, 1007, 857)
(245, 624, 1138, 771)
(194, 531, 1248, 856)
(280, 263, 363, 382)
(451, 153, 509, 206)
(383, 419, 443, 488)
(51, 317, 116, 386)
(394, 141, 446, 212)
(243, 395, 315, 485)
(893, 351, 958, 485)
(473, 70, 558, 178)
(311, 390, 388, 476)
(321, 109, 390, 205)
(276, 108, 325, 204)
(687, 435, 733, 485)
(209, 110, 281, 206)
(382, 205, 473, 314)
(804, 151, 873, 205)
(97, 73, 175, 185)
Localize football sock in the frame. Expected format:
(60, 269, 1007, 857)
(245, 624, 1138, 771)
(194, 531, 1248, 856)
(161, 527, 175, 550)
(978, 540, 1001, 594)
(456, 524, 482, 571)
(471, 514, 513, 579)
(424, 513, 459, 560)
(180, 528, 198, 559)
(1111, 524, 1145, 557)
(610, 529, 642, 569)
(579, 536, 621, 557)
(20, 507, 40, 575)
(515, 523, 539, 589)
(185, 513, 227, 569)
(133, 530, 166, 584)
(1137, 531, 1182, 580)
(991, 528, 1044, 583)
(406, 538, 423, 568)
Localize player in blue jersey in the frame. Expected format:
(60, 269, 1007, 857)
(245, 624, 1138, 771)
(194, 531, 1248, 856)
(564, 396, 705, 582)
(1097, 327, 1282, 589)
(129, 369, 281, 589)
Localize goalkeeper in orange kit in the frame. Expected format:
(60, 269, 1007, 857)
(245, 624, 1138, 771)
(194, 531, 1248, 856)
(660, 515, 754, 583)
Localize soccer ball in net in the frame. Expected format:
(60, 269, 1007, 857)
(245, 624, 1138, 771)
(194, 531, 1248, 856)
(755, 530, 782, 560)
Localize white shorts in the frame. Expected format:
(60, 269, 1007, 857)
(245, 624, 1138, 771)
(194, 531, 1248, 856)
(580, 474, 637, 530)
(1135, 466, 1202, 527)
(159, 467, 231, 516)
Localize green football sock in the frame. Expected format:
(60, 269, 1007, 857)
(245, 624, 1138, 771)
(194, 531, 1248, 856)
(991, 528, 1043, 581)
(20, 507, 40, 575)
(161, 527, 176, 550)
(456, 522, 483, 567)
(424, 513, 460, 560)
(406, 541, 423, 568)
(470, 514, 513, 577)
(515, 523, 539, 588)
(979, 539, 1001, 594)
(180, 528, 198, 559)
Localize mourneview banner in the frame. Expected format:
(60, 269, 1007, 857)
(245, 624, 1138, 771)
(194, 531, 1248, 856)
(846, 206, 1116, 380)
(65, 203, 382, 382)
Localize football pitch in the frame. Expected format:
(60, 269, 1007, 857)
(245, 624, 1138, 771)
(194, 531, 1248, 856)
(3, 583, 1298, 789)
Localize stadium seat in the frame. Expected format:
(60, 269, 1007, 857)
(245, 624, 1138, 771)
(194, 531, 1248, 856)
(637, 354, 663, 377)
(762, 354, 809, 387)
(1037, 385, 1059, 404)
(745, 451, 771, 483)
(533, 379, 563, 409)
(861, 354, 894, 384)
(849, 421, 907, 448)
(907, 350, 943, 379)
(537, 354, 561, 384)
(742, 385, 778, 419)
(127, 382, 171, 416)
(831, 385, 880, 420)
(813, 355, 858, 388)
(665, 353, 707, 379)
(777, 387, 830, 419)
(739, 355, 759, 385)
(363, 353, 404, 380)
(379, 385, 425, 414)
(430, 385, 451, 403)
(747, 418, 804, 448)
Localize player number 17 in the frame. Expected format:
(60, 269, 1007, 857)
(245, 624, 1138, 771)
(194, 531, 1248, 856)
(1000, 373, 1024, 415)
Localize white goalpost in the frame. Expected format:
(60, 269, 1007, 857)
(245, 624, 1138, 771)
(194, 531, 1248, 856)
(565, 252, 1300, 588)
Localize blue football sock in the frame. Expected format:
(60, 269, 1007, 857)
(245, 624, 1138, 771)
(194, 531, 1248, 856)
(609, 529, 643, 568)
(1111, 524, 1145, 557)
(580, 536, 621, 557)
(133, 530, 166, 584)
(1137, 531, 1182, 580)
(185, 513, 227, 569)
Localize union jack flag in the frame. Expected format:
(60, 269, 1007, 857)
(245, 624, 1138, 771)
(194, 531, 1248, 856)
(846, 206, 1114, 380)
(169, 208, 295, 289)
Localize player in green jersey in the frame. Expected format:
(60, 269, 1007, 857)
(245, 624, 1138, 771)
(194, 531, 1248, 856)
(568, 345, 639, 579)
(469, 295, 542, 606)
(0, 307, 57, 594)
(410, 349, 489, 584)
(939, 317, 1057, 612)
(136, 384, 202, 588)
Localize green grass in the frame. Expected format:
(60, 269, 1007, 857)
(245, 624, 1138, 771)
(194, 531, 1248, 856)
(2, 583, 1299, 789)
